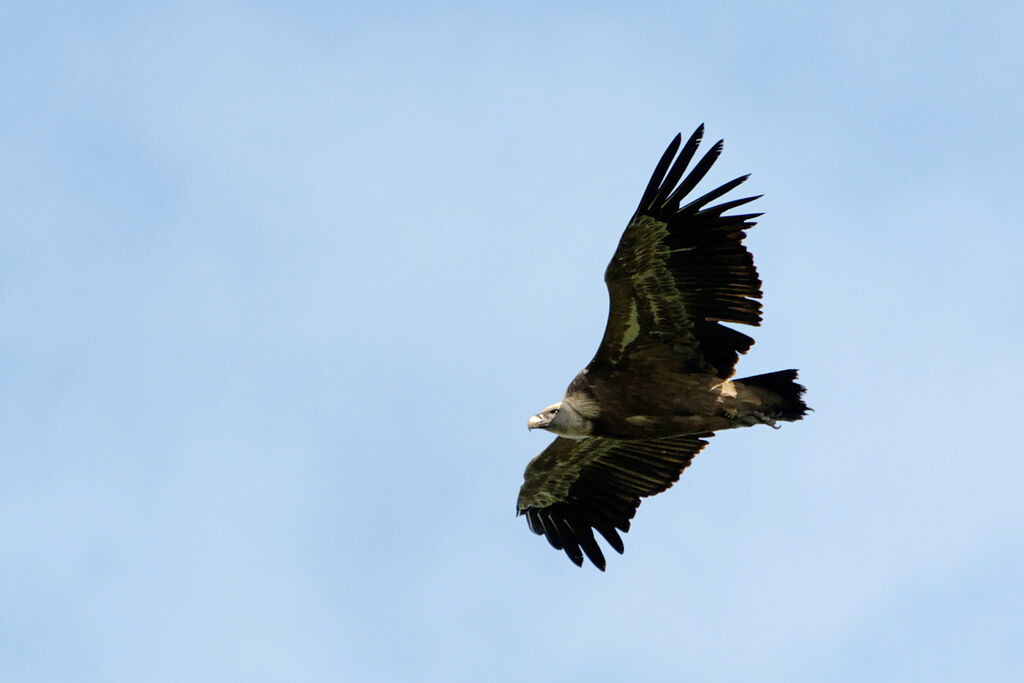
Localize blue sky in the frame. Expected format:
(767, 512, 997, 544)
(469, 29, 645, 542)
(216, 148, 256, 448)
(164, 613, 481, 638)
(3, 2, 1023, 681)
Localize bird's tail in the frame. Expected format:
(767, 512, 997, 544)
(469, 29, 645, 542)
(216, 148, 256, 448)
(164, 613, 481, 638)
(736, 369, 809, 422)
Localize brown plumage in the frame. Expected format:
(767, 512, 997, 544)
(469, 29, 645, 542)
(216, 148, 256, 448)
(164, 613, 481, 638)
(518, 126, 808, 570)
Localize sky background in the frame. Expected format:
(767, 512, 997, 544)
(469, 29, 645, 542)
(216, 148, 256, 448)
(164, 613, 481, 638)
(3, 1, 1023, 681)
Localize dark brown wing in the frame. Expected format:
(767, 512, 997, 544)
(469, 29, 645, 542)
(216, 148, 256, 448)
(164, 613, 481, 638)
(517, 434, 711, 570)
(592, 126, 763, 378)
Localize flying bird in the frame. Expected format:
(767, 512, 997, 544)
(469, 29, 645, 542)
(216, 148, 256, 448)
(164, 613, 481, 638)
(517, 125, 808, 570)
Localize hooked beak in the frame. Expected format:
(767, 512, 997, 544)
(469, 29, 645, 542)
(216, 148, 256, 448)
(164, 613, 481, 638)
(527, 414, 550, 431)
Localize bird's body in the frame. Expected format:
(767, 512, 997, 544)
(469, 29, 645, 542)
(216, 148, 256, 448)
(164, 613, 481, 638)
(555, 366, 803, 439)
(517, 125, 808, 570)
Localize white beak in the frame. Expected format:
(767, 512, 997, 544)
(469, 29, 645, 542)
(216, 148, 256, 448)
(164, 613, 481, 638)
(527, 414, 548, 430)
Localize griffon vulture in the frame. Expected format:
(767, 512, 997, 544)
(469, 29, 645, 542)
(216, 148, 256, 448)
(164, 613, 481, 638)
(518, 125, 808, 570)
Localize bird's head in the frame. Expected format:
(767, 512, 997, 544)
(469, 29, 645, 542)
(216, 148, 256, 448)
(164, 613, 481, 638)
(528, 403, 562, 431)
(528, 400, 593, 438)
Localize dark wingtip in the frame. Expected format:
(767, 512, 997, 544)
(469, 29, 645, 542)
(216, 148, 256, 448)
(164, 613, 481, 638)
(577, 530, 607, 570)
(594, 522, 625, 555)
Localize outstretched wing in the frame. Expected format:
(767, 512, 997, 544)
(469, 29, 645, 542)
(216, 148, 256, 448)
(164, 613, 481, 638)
(517, 434, 711, 570)
(593, 125, 763, 378)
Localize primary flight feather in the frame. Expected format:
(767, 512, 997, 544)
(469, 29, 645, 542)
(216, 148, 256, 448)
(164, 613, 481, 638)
(518, 125, 808, 570)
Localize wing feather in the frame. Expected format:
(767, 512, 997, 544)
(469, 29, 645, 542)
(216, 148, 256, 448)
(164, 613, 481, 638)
(517, 434, 711, 570)
(594, 126, 764, 377)
(664, 139, 723, 207)
(637, 133, 683, 210)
